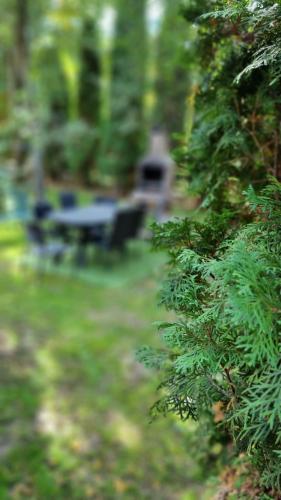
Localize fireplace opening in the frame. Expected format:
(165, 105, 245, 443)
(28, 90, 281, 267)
(141, 164, 164, 189)
(132, 130, 175, 213)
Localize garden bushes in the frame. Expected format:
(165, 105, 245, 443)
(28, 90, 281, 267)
(139, 1, 281, 494)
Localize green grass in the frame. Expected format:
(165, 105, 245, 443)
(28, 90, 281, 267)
(0, 220, 210, 499)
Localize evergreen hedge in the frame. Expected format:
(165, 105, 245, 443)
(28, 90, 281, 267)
(138, 1, 281, 494)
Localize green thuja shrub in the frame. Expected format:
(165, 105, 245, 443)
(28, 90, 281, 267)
(179, 0, 281, 209)
(139, 183, 281, 491)
(138, 0, 281, 494)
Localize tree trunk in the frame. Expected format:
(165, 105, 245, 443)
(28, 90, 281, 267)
(12, 0, 30, 174)
(154, 0, 189, 143)
(107, 0, 147, 188)
(13, 0, 29, 91)
(79, 18, 101, 126)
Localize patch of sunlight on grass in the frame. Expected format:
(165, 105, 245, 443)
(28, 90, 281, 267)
(0, 221, 25, 272)
(36, 349, 61, 385)
(107, 411, 141, 449)
(36, 404, 85, 472)
(0, 328, 18, 354)
(36, 406, 73, 437)
(180, 492, 200, 500)
(48, 439, 79, 472)
(0, 222, 23, 244)
(1, 243, 19, 257)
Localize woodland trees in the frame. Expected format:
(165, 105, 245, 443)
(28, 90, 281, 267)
(0, 0, 190, 188)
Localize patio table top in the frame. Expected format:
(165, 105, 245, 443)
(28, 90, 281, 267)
(49, 203, 118, 228)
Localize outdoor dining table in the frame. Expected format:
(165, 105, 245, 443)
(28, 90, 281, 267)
(48, 203, 117, 228)
(48, 202, 124, 265)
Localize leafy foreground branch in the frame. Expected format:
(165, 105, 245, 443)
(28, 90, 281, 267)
(138, 184, 281, 495)
(138, 0, 281, 496)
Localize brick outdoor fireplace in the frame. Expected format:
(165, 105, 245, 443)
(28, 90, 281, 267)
(132, 131, 174, 210)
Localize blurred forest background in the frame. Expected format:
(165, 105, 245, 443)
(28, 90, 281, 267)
(0, 2, 209, 499)
(2, 0, 281, 498)
(0, 0, 193, 193)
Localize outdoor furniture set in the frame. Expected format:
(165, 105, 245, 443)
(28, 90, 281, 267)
(26, 192, 146, 265)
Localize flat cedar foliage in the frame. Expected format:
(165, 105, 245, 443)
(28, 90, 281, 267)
(138, 0, 281, 495)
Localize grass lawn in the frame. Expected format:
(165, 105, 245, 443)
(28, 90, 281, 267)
(0, 220, 210, 499)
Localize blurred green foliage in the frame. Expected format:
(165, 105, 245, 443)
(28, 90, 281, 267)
(0, 0, 191, 189)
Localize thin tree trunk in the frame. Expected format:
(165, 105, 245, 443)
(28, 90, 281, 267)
(12, 0, 31, 176)
(13, 0, 29, 91)
(108, 0, 147, 189)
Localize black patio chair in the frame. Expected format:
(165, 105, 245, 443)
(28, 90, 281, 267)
(56, 192, 77, 243)
(59, 191, 77, 210)
(26, 222, 67, 264)
(94, 208, 144, 253)
(126, 206, 146, 239)
(33, 200, 53, 220)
